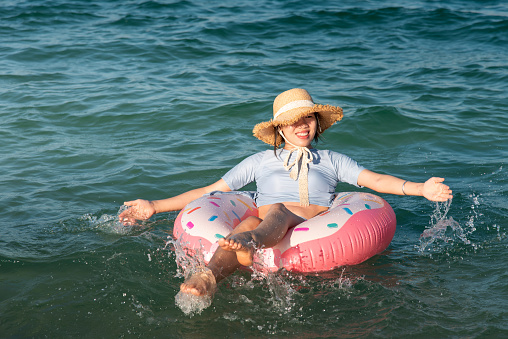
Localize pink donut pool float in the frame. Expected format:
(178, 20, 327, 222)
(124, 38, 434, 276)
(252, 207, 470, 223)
(173, 191, 396, 273)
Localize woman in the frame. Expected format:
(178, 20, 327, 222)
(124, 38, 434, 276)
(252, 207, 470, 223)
(119, 88, 452, 297)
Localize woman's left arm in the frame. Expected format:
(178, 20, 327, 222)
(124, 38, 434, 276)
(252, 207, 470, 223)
(357, 169, 453, 202)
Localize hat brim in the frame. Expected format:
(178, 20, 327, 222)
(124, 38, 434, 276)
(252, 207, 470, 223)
(253, 104, 343, 147)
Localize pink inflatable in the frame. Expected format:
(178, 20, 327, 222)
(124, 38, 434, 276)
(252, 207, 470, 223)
(173, 191, 396, 272)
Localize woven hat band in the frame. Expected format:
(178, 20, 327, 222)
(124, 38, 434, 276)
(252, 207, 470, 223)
(274, 100, 315, 120)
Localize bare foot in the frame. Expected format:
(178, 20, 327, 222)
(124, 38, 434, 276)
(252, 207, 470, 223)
(218, 232, 257, 266)
(180, 268, 217, 296)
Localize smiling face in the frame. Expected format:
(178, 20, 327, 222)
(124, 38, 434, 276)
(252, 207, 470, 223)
(279, 113, 318, 149)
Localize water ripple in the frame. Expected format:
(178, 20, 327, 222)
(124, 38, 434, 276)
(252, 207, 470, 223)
(0, 0, 507, 337)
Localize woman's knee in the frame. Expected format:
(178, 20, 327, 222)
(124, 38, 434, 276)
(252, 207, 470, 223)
(267, 203, 290, 215)
(234, 216, 262, 232)
(244, 216, 262, 227)
(266, 203, 304, 224)
(246, 215, 262, 222)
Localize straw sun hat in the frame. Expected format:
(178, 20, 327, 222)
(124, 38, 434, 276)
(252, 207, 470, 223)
(253, 88, 343, 147)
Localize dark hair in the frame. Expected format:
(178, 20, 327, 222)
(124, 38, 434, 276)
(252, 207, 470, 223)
(273, 113, 321, 154)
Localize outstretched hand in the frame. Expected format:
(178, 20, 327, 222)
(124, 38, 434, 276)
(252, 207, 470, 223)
(422, 177, 453, 202)
(118, 199, 156, 225)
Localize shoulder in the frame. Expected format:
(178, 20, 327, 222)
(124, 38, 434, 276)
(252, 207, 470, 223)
(313, 149, 336, 162)
(236, 150, 271, 165)
(242, 149, 268, 159)
(318, 150, 363, 171)
(252, 149, 272, 160)
(321, 149, 355, 161)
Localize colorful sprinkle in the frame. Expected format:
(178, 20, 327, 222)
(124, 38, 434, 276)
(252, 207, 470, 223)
(186, 221, 194, 229)
(336, 193, 352, 201)
(215, 234, 225, 239)
(363, 198, 380, 204)
(208, 215, 218, 221)
(207, 197, 221, 200)
(294, 227, 309, 231)
(237, 198, 253, 211)
(230, 200, 236, 207)
(209, 201, 220, 207)
(343, 208, 353, 215)
(187, 207, 201, 214)
(231, 210, 241, 221)
(327, 223, 338, 228)
(365, 204, 371, 210)
(223, 211, 232, 223)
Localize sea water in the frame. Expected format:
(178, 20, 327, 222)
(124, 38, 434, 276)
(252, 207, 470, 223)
(1, 0, 507, 337)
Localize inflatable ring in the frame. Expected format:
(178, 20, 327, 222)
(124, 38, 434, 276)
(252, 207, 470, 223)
(173, 191, 396, 272)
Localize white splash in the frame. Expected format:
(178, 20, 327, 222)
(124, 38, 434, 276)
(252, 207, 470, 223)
(168, 237, 215, 316)
(418, 198, 475, 253)
(250, 249, 297, 314)
(174, 290, 213, 316)
(80, 205, 139, 234)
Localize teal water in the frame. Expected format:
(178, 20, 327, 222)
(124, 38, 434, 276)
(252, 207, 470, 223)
(1, 0, 507, 337)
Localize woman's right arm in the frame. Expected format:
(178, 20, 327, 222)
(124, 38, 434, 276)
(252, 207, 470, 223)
(118, 178, 231, 224)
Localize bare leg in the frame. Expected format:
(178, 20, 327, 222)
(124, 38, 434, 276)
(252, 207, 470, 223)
(179, 216, 262, 296)
(219, 216, 262, 266)
(219, 216, 261, 246)
(179, 206, 304, 295)
(179, 248, 239, 296)
(223, 203, 305, 266)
